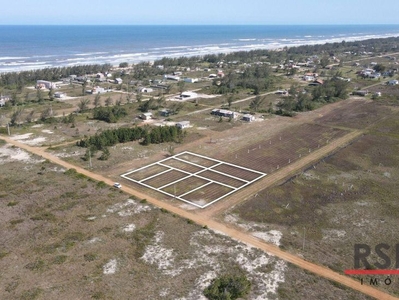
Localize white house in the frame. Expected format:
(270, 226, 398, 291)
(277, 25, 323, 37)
(0, 95, 10, 107)
(164, 75, 180, 81)
(211, 109, 237, 119)
(183, 77, 199, 83)
(115, 78, 123, 84)
(54, 92, 66, 98)
(303, 75, 315, 82)
(242, 114, 255, 122)
(180, 91, 197, 99)
(176, 121, 190, 129)
(36, 80, 57, 90)
(140, 112, 153, 120)
(388, 80, 399, 85)
(91, 86, 107, 94)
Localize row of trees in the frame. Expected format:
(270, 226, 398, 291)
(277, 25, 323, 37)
(212, 65, 274, 95)
(277, 77, 350, 114)
(77, 125, 185, 152)
(92, 106, 128, 123)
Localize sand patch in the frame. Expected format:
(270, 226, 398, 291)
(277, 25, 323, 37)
(322, 229, 347, 240)
(252, 230, 283, 246)
(123, 224, 136, 232)
(0, 144, 44, 164)
(41, 129, 54, 134)
(23, 137, 47, 146)
(87, 237, 102, 244)
(10, 133, 47, 145)
(141, 231, 175, 271)
(103, 259, 118, 275)
(11, 133, 33, 140)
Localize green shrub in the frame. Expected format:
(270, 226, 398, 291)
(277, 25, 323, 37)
(52, 255, 67, 265)
(84, 253, 97, 262)
(96, 181, 107, 188)
(203, 274, 251, 300)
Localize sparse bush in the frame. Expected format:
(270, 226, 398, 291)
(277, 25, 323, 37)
(25, 259, 45, 271)
(0, 251, 9, 259)
(10, 219, 24, 226)
(84, 253, 97, 262)
(96, 181, 107, 188)
(203, 274, 251, 300)
(52, 255, 67, 265)
(20, 288, 42, 300)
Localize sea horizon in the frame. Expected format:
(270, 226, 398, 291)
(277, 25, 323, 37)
(2, 24, 399, 73)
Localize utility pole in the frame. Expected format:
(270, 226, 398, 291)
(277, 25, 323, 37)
(89, 149, 92, 168)
(7, 123, 10, 136)
(302, 227, 306, 251)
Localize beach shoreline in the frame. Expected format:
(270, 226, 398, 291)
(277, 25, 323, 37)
(1, 25, 399, 73)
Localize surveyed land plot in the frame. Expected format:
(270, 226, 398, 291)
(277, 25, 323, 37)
(121, 151, 266, 208)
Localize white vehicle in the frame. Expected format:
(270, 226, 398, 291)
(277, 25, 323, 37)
(113, 183, 122, 189)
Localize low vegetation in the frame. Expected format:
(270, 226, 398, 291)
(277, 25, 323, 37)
(204, 273, 251, 300)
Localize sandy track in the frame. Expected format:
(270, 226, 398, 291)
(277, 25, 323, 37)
(1, 134, 397, 300)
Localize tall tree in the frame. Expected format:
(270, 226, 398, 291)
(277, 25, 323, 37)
(78, 98, 90, 112)
(105, 96, 113, 107)
(249, 96, 264, 112)
(93, 94, 101, 108)
(10, 107, 24, 126)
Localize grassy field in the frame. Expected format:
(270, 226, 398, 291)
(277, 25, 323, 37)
(0, 148, 369, 300)
(233, 105, 399, 296)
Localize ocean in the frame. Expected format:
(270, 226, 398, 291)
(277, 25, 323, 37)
(1, 25, 399, 73)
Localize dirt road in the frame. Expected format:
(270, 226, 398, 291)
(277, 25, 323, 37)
(1, 134, 397, 300)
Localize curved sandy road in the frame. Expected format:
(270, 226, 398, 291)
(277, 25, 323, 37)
(1, 134, 398, 300)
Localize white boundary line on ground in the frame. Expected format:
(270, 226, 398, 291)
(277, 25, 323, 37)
(121, 151, 267, 209)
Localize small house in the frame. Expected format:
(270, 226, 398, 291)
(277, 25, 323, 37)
(176, 121, 190, 129)
(354, 90, 369, 96)
(388, 80, 399, 85)
(36, 80, 56, 90)
(180, 91, 197, 99)
(159, 109, 171, 117)
(0, 95, 10, 107)
(183, 77, 199, 83)
(139, 87, 154, 93)
(211, 109, 237, 119)
(164, 75, 180, 81)
(303, 75, 315, 82)
(242, 114, 255, 122)
(91, 86, 106, 94)
(140, 112, 153, 120)
(115, 78, 123, 84)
